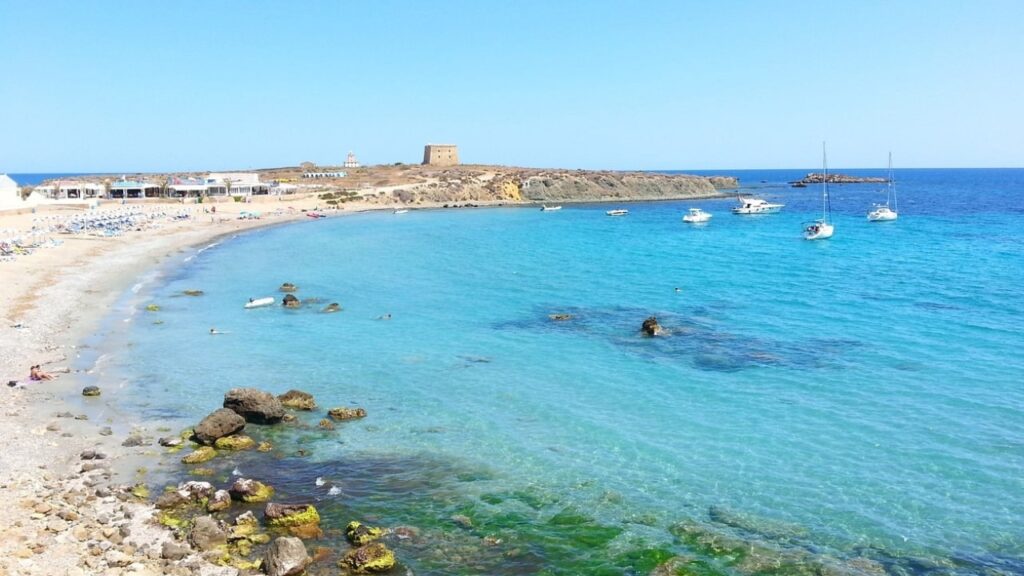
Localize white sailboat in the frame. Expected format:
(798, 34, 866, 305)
(868, 152, 899, 221)
(804, 143, 835, 240)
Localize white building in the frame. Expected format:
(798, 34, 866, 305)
(344, 152, 360, 168)
(53, 181, 104, 199)
(0, 174, 24, 211)
(205, 173, 269, 196)
(167, 177, 210, 198)
(109, 179, 162, 199)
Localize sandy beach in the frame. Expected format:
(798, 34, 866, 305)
(0, 199, 346, 575)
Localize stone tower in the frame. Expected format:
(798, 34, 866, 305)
(422, 144, 459, 166)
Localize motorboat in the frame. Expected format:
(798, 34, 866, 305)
(868, 152, 899, 222)
(731, 197, 784, 214)
(606, 209, 629, 216)
(682, 208, 712, 223)
(393, 209, 409, 214)
(244, 297, 275, 309)
(540, 205, 562, 211)
(804, 143, 835, 240)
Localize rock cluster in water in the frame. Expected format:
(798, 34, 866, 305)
(795, 173, 887, 184)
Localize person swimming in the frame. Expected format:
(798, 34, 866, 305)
(209, 327, 228, 335)
(376, 313, 392, 320)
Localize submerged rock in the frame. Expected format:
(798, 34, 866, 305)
(340, 542, 396, 573)
(181, 446, 217, 464)
(158, 436, 184, 448)
(548, 313, 573, 321)
(327, 407, 367, 421)
(82, 386, 101, 397)
(279, 283, 298, 293)
(345, 521, 384, 546)
(641, 316, 663, 337)
(223, 387, 285, 424)
(278, 389, 317, 411)
(183, 290, 205, 296)
(263, 537, 310, 576)
(194, 408, 246, 445)
(145, 304, 160, 312)
(214, 434, 256, 451)
(318, 419, 335, 430)
(257, 441, 273, 452)
(229, 478, 275, 503)
(264, 503, 322, 539)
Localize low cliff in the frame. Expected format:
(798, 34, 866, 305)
(364, 167, 739, 206)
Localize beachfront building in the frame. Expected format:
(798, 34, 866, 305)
(205, 172, 269, 196)
(54, 181, 105, 199)
(344, 152, 360, 168)
(302, 171, 347, 179)
(423, 144, 459, 166)
(167, 177, 210, 198)
(109, 179, 162, 199)
(0, 174, 24, 211)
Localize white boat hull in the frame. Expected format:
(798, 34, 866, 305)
(867, 208, 898, 221)
(804, 222, 834, 240)
(731, 204, 783, 214)
(244, 297, 275, 309)
(541, 206, 562, 211)
(683, 213, 712, 223)
(606, 209, 628, 216)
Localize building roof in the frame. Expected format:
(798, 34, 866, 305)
(206, 172, 261, 186)
(110, 180, 160, 188)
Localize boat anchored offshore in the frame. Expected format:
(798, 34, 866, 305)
(682, 208, 712, 223)
(868, 152, 899, 222)
(541, 205, 562, 211)
(804, 143, 835, 240)
(244, 297, 275, 309)
(606, 209, 629, 216)
(393, 209, 409, 214)
(731, 197, 784, 214)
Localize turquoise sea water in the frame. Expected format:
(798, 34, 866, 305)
(94, 169, 1023, 575)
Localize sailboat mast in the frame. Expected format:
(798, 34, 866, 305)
(889, 152, 897, 212)
(822, 142, 831, 221)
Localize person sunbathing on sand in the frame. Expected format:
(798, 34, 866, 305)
(29, 365, 54, 381)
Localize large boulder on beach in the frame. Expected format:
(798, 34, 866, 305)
(340, 542, 396, 573)
(641, 316, 663, 337)
(278, 389, 317, 411)
(82, 386, 101, 397)
(189, 516, 227, 551)
(194, 408, 246, 445)
(264, 503, 322, 539)
(223, 388, 285, 424)
(263, 537, 311, 576)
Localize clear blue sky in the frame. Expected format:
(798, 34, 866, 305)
(1, 0, 1021, 171)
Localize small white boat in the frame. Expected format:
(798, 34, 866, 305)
(731, 197, 784, 214)
(244, 297, 275, 309)
(393, 209, 409, 215)
(805, 143, 835, 240)
(540, 205, 562, 211)
(868, 152, 899, 222)
(606, 209, 629, 216)
(682, 208, 712, 223)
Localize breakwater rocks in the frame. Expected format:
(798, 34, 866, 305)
(360, 166, 739, 206)
(796, 173, 888, 184)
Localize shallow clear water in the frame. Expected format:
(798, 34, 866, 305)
(98, 169, 1024, 574)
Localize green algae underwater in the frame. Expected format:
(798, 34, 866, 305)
(145, 412, 991, 576)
